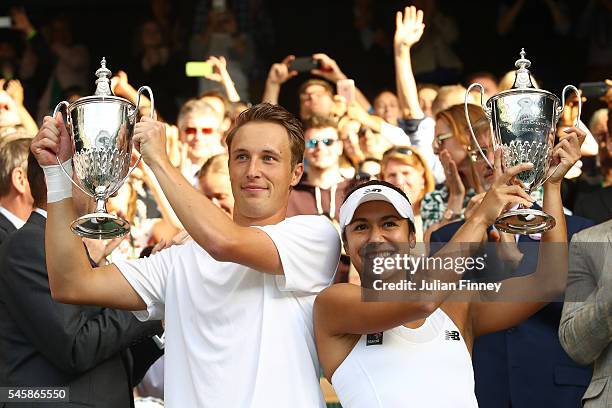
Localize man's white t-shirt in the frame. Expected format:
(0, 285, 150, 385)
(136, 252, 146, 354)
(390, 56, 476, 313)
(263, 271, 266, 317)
(114, 215, 341, 407)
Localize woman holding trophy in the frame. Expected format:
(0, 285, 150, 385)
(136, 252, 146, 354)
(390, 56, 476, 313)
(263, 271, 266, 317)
(314, 120, 585, 408)
(313, 47, 587, 408)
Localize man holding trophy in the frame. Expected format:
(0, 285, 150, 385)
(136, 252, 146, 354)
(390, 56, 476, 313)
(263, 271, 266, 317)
(30, 59, 341, 406)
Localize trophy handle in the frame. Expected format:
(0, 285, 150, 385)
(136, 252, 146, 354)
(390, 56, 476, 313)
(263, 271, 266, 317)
(557, 85, 582, 127)
(52, 101, 94, 198)
(541, 85, 583, 186)
(465, 83, 494, 170)
(121, 86, 156, 187)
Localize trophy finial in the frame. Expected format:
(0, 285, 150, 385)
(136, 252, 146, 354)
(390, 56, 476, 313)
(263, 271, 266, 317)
(512, 48, 534, 89)
(94, 57, 113, 96)
(515, 48, 531, 70)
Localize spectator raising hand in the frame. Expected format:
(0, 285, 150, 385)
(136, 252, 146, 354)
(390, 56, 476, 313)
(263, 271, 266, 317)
(261, 55, 298, 105)
(310, 53, 345, 83)
(311, 53, 371, 111)
(0, 79, 38, 134)
(394, 6, 426, 120)
(394, 6, 425, 50)
(5, 79, 24, 107)
(110, 70, 131, 98)
(110, 70, 160, 121)
(10, 7, 35, 37)
(202, 56, 241, 103)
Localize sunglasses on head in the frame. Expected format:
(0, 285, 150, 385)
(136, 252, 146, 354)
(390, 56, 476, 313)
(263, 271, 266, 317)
(185, 127, 215, 135)
(306, 138, 337, 149)
(355, 171, 374, 181)
(435, 132, 453, 144)
(384, 147, 413, 156)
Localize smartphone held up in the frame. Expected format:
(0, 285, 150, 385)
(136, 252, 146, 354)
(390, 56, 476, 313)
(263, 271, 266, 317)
(186, 61, 214, 77)
(337, 79, 356, 103)
(288, 57, 321, 73)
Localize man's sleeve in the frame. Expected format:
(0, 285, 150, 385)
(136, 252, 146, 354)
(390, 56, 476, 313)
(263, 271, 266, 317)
(258, 216, 341, 294)
(114, 243, 182, 321)
(559, 231, 612, 365)
(1, 230, 163, 375)
(380, 122, 411, 146)
(411, 117, 445, 185)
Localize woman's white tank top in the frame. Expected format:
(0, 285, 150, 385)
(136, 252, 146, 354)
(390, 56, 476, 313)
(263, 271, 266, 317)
(331, 308, 478, 407)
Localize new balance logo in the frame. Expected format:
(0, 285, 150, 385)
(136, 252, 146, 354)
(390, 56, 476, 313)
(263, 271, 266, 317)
(445, 330, 460, 341)
(366, 332, 383, 346)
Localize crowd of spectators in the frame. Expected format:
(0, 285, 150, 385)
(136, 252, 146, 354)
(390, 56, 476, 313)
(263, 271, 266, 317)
(0, 0, 611, 406)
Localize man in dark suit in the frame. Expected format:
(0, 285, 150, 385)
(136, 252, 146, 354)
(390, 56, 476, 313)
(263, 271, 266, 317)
(0, 212, 16, 245)
(574, 187, 612, 225)
(0, 136, 34, 244)
(430, 210, 594, 408)
(0, 153, 164, 407)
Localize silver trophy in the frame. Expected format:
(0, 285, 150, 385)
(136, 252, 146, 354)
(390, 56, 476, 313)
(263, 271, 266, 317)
(53, 57, 154, 239)
(465, 49, 581, 234)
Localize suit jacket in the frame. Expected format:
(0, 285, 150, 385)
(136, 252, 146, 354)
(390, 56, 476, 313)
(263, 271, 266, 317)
(0, 212, 17, 246)
(574, 186, 612, 226)
(430, 213, 594, 408)
(559, 219, 612, 408)
(0, 212, 164, 407)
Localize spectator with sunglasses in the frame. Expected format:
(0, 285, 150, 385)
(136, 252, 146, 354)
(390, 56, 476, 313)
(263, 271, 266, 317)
(380, 146, 435, 241)
(176, 98, 226, 186)
(288, 115, 351, 223)
(287, 115, 352, 283)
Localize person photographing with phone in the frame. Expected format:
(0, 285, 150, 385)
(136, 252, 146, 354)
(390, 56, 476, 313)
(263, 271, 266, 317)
(261, 53, 370, 119)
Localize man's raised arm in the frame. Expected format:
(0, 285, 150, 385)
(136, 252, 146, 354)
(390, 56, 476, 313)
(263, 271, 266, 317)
(261, 56, 298, 105)
(31, 113, 146, 309)
(394, 6, 426, 120)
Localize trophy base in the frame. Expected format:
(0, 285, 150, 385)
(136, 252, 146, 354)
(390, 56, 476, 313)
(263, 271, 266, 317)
(495, 208, 556, 235)
(71, 212, 130, 240)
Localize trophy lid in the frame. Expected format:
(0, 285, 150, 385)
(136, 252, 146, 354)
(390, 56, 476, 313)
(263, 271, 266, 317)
(487, 48, 560, 107)
(68, 57, 134, 110)
(94, 57, 113, 96)
(511, 48, 535, 89)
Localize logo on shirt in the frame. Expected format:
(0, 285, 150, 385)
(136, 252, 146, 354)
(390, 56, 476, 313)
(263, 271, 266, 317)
(444, 330, 461, 341)
(366, 332, 384, 346)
